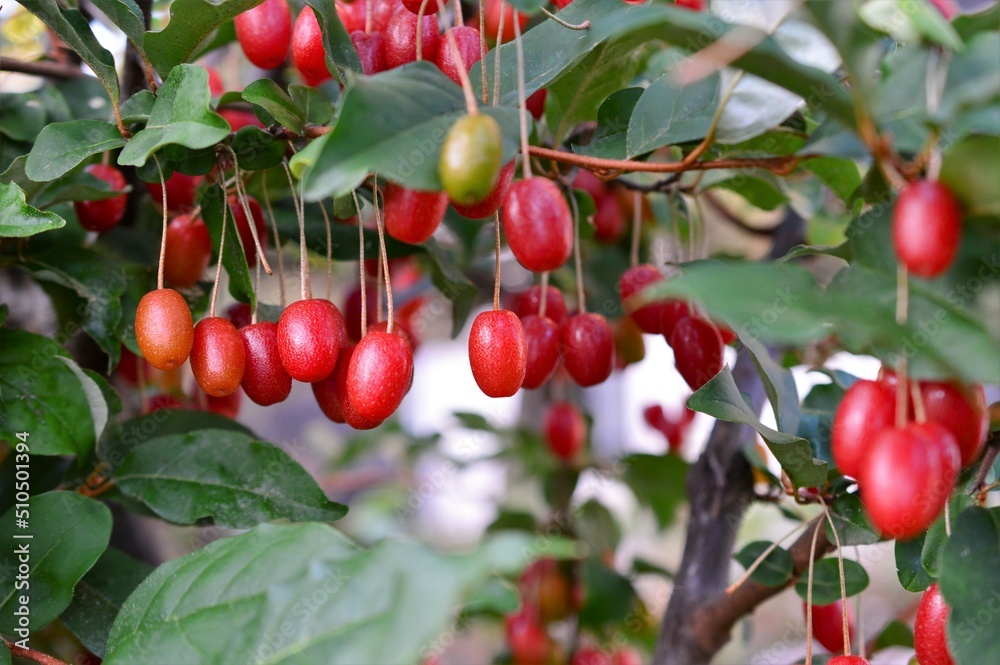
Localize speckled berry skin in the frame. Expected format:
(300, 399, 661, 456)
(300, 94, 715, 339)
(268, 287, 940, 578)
(191, 317, 246, 397)
(453, 160, 515, 220)
(135, 289, 194, 371)
(915, 584, 955, 665)
(163, 214, 212, 289)
(436, 26, 482, 84)
(560, 313, 613, 387)
(235, 0, 292, 69)
(383, 183, 448, 244)
(277, 299, 345, 382)
(502, 178, 573, 272)
(346, 330, 413, 421)
(385, 10, 439, 68)
(239, 322, 292, 406)
(74, 164, 127, 233)
(521, 315, 560, 390)
(670, 316, 723, 391)
(468, 310, 526, 397)
(618, 264, 666, 334)
(292, 8, 331, 86)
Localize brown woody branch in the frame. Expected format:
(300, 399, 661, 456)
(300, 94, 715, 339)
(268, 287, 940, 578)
(0, 57, 86, 80)
(2, 638, 70, 665)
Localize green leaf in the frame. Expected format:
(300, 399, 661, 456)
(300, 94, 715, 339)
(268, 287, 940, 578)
(0, 330, 101, 456)
(118, 64, 231, 167)
(940, 134, 1000, 218)
(734, 541, 794, 587)
(576, 500, 621, 561)
(922, 494, 975, 578)
(13, 1, 120, 110)
(805, 156, 863, 203)
(739, 332, 800, 434)
(303, 63, 520, 200)
(461, 578, 520, 618)
(0, 642, 8, 665)
(621, 453, 689, 528)
(120, 90, 156, 124)
(701, 169, 789, 211)
(242, 79, 306, 135)
(0, 181, 67, 237)
(546, 38, 648, 146)
(688, 366, 828, 489)
(303, 0, 362, 83)
(0, 492, 112, 634)
(794, 558, 869, 605)
(91, 0, 146, 49)
(627, 73, 718, 157)
(200, 183, 255, 307)
(938, 33, 1000, 123)
(143, 0, 265, 75)
(289, 84, 334, 125)
(0, 93, 46, 142)
(114, 429, 348, 528)
(896, 533, 933, 593)
(230, 127, 285, 171)
(874, 619, 915, 652)
(578, 557, 639, 632)
(61, 548, 153, 658)
(939, 506, 1000, 665)
(826, 493, 880, 547)
(424, 239, 478, 339)
(573, 87, 643, 160)
(104, 526, 559, 664)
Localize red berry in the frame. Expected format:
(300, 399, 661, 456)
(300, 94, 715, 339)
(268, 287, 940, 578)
(227, 303, 253, 329)
(520, 559, 580, 624)
(915, 584, 955, 665)
(525, 88, 547, 120)
(385, 10, 439, 68)
(669, 316, 723, 391)
(436, 26, 482, 85)
(511, 285, 568, 325)
(452, 160, 515, 219)
(204, 66, 225, 96)
(613, 317, 646, 368)
(383, 182, 448, 244)
(860, 422, 960, 540)
(277, 299, 346, 382)
(469, 310, 527, 397)
(805, 599, 855, 655)
(368, 320, 415, 353)
(372, 0, 404, 32)
(219, 107, 265, 131)
(147, 172, 202, 214)
(347, 330, 413, 421)
(204, 389, 241, 418)
(235, 0, 292, 69)
(675, 0, 705, 10)
(544, 402, 586, 462)
(344, 282, 377, 343)
(146, 394, 187, 412)
(892, 180, 962, 278)
(572, 647, 612, 665)
(522, 315, 561, 390)
(292, 7, 332, 86)
(402, 0, 440, 14)
(553, 0, 573, 10)
(336, 0, 367, 32)
(228, 195, 268, 268)
(660, 299, 693, 340)
(921, 380, 988, 467)
(312, 344, 350, 425)
(350, 30, 387, 75)
(827, 657, 870, 665)
(239, 322, 292, 406)
(618, 264, 666, 334)
(135, 289, 194, 370)
(831, 379, 896, 478)
(502, 177, 574, 272)
(74, 164, 127, 233)
(163, 214, 212, 289)
(929, 0, 958, 19)
(504, 611, 552, 665)
(483, 0, 528, 43)
(561, 313, 614, 387)
(593, 191, 624, 243)
(611, 649, 642, 665)
(191, 317, 246, 397)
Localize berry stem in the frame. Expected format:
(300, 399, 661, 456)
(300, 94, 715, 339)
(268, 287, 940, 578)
(282, 160, 310, 301)
(352, 190, 369, 339)
(452, 0, 463, 27)
(416, 0, 430, 61)
(804, 513, 825, 665)
(944, 498, 952, 537)
(492, 3, 504, 107)
(539, 6, 590, 30)
(372, 175, 394, 332)
(910, 380, 927, 423)
(822, 503, 852, 657)
(440, 3, 479, 117)
(252, 257, 261, 325)
(854, 545, 865, 654)
(629, 191, 641, 268)
(210, 192, 230, 318)
(539, 271, 549, 319)
(725, 516, 818, 594)
(493, 211, 501, 311)
(568, 185, 585, 313)
(261, 171, 287, 307)
(230, 150, 274, 275)
(478, 0, 488, 104)
(153, 155, 168, 290)
(512, 7, 531, 179)
(365, 0, 373, 34)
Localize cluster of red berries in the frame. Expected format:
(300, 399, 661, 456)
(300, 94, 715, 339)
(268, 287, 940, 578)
(831, 367, 986, 540)
(504, 559, 641, 665)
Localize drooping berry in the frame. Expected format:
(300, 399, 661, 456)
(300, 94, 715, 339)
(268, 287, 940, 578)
(468, 310, 527, 397)
(502, 178, 574, 272)
(831, 379, 896, 478)
(827, 657, 870, 665)
(561, 313, 614, 387)
(519, 558, 580, 624)
(521, 315, 561, 390)
(892, 179, 962, 278)
(235, 0, 292, 69)
(860, 422, 960, 540)
(618, 264, 666, 334)
(191, 317, 246, 397)
(920, 380, 988, 467)
(239, 322, 292, 406)
(593, 191, 625, 243)
(385, 10, 439, 68)
(914, 584, 955, 665)
(163, 214, 212, 289)
(402, 0, 440, 14)
(344, 282, 377, 343)
(292, 7, 332, 86)
(228, 195, 268, 268)
(147, 172, 202, 214)
(660, 299, 693, 340)
(383, 182, 449, 244)
(74, 164, 127, 233)
(525, 88, 547, 120)
(312, 344, 351, 425)
(346, 330, 414, 421)
(277, 299, 346, 382)
(510, 284, 568, 325)
(350, 30, 387, 75)
(203, 389, 241, 419)
(544, 402, 586, 462)
(670, 316, 723, 391)
(439, 113, 503, 206)
(504, 611, 552, 665)
(805, 599, 855, 655)
(483, 0, 529, 43)
(436, 26, 482, 84)
(135, 289, 194, 370)
(452, 160, 515, 220)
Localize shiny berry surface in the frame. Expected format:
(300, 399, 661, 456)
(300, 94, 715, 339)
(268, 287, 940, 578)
(163, 214, 212, 289)
(468, 310, 527, 397)
(436, 26, 482, 84)
(402, 0, 440, 13)
(191, 317, 246, 397)
(544, 402, 586, 462)
(561, 313, 614, 387)
(312, 344, 352, 425)
(277, 299, 345, 382)
(483, 0, 528, 43)
(921, 380, 988, 466)
(147, 172, 202, 214)
(346, 330, 414, 421)
(806, 599, 855, 655)
(452, 160, 515, 220)
(135, 289, 194, 371)
(669, 316, 723, 391)
(892, 179, 963, 278)
(74, 164, 127, 233)
(235, 0, 292, 69)
(292, 8, 332, 86)
(383, 182, 448, 244)
(915, 584, 955, 665)
(239, 322, 292, 406)
(618, 264, 666, 334)
(439, 113, 503, 206)
(385, 10, 439, 68)
(660, 299, 693, 340)
(522, 315, 561, 390)
(502, 177, 574, 273)
(831, 379, 896, 478)
(351, 30, 387, 75)
(511, 285, 568, 325)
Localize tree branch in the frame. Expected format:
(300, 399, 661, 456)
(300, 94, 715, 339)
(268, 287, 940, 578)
(2, 638, 70, 665)
(0, 57, 86, 80)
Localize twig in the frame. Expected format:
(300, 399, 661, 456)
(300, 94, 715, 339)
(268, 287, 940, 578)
(540, 6, 590, 30)
(971, 431, 1000, 498)
(1, 638, 70, 665)
(528, 146, 813, 175)
(0, 56, 85, 79)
